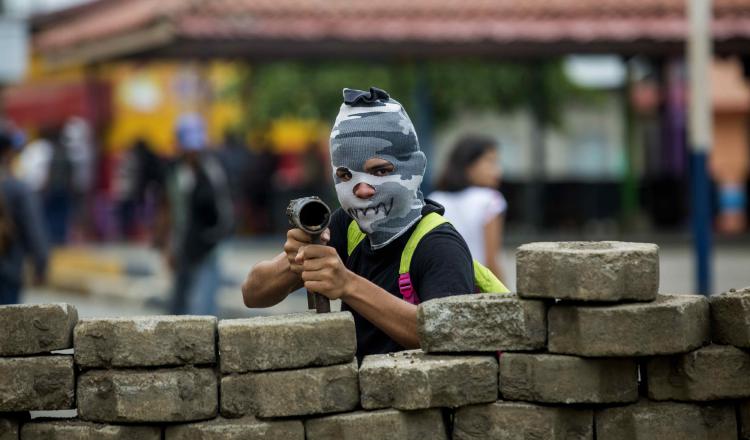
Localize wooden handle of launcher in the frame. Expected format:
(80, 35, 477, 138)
(307, 234, 331, 313)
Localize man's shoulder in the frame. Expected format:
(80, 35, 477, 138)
(412, 220, 470, 262)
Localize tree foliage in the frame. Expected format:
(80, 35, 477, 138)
(242, 59, 581, 133)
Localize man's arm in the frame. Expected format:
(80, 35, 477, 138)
(483, 213, 503, 280)
(242, 228, 328, 308)
(242, 252, 303, 307)
(343, 275, 419, 349)
(296, 245, 420, 349)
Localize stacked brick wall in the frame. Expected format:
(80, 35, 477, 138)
(1, 241, 749, 439)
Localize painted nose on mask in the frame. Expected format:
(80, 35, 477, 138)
(353, 182, 376, 199)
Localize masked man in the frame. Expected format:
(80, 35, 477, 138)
(243, 87, 474, 359)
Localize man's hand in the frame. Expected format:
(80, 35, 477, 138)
(296, 244, 352, 300)
(283, 228, 330, 274)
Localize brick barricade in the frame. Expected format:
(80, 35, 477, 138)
(1, 241, 750, 439)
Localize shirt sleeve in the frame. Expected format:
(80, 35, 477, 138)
(410, 223, 475, 302)
(481, 189, 507, 224)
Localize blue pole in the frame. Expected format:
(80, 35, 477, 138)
(690, 151, 712, 295)
(687, 0, 713, 296)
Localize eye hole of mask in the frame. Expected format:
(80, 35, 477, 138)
(336, 167, 353, 182)
(363, 158, 395, 177)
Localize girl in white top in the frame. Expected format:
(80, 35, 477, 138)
(429, 136, 506, 280)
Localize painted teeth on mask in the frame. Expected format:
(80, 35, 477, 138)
(347, 198, 394, 219)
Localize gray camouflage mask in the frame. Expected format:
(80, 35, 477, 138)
(330, 87, 426, 250)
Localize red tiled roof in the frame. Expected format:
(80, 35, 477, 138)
(34, 0, 750, 57)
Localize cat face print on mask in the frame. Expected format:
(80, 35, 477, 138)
(330, 87, 426, 249)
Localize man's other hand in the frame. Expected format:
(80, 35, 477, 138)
(296, 244, 352, 300)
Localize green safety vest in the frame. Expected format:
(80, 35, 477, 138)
(346, 212, 510, 304)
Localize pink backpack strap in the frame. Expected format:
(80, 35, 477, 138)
(398, 273, 420, 305)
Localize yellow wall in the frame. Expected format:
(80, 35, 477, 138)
(104, 61, 245, 156)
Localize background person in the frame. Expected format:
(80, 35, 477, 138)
(429, 136, 507, 280)
(0, 129, 48, 304)
(161, 113, 234, 315)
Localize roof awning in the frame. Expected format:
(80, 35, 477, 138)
(33, 0, 750, 66)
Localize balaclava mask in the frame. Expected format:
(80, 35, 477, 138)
(330, 87, 426, 249)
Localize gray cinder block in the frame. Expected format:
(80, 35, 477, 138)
(418, 294, 546, 353)
(453, 401, 593, 440)
(74, 316, 217, 368)
(548, 294, 709, 357)
(224, 360, 359, 418)
(710, 286, 750, 348)
(0, 304, 77, 356)
(164, 417, 303, 440)
(359, 350, 497, 410)
(516, 241, 659, 302)
(305, 408, 447, 440)
(0, 356, 74, 412)
(77, 367, 217, 423)
(499, 353, 638, 404)
(596, 400, 736, 440)
(20, 420, 161, 440)
(646, 344, 750, 401)
(219, 312, 356, 373)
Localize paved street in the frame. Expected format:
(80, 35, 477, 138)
(21, 237, 750, 318)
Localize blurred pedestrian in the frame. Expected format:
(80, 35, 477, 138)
(16, 126, 53, 194)
(115, 137, 166, 240)
(61, 117, 96, 242)
(216, 130, 252, 231)
(429, 136, 507, 280)
(162, 114, 233, 315)
(0, 129, 48, 304)
(43, 129, 74, 245)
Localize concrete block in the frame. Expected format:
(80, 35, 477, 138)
(0, 417, 20, 440)
(516, 241, 658, 302)
(165, 417, 303, 440)
(220, 374, 257, 418)
(0, 304, 77, 356)
(0, 356, 74, 411)
(499, 353, 638, 404)
(710, 286, 750, 348)
(20, 420, 161, 440)
(219, 312, 355, 373)
(453, 401, 593, 440)
(74, 316, 217, 368)
(77, 367, 217, 423)
(740, 400, 750, 440)
(646, 344, 750, 401)
(236, 360, 359, 418)
(418, 294, 546, 353)
(596, 400, 736, 440)
(359, 350, 497, 410)
(548, 294, 709, 356)
(305, 408, 447, 440)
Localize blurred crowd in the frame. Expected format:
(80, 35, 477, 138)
(1, 116, 332, 244)
(0, 114, 333, 311)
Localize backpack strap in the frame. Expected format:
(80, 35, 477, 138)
(473, 260, 511, 294)
(398, 213, 448, 305)
(399, 213, 447, 274)
(347, 220, 367, 256)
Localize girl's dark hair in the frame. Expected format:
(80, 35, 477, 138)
(435, 135, 497, 192)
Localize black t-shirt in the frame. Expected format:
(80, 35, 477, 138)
(327, 200, 474, 360)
